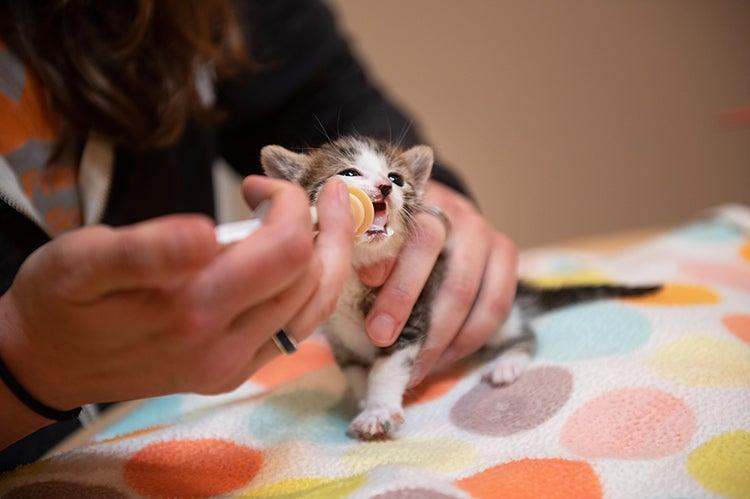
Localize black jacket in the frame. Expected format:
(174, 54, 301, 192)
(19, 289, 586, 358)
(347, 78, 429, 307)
(0, 0, 469, 471)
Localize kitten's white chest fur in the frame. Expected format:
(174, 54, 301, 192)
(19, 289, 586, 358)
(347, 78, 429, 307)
(323, 275, 377, 364)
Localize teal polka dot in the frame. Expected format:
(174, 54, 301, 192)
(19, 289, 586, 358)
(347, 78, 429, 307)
(675, 221, 742, 243)
(536, 303, 652, 361)
(248, 390, 355, 444)
(96, 395, 183, 440)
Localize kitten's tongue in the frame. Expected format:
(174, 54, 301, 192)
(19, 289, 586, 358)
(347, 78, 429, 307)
(369, 211, 388, 231)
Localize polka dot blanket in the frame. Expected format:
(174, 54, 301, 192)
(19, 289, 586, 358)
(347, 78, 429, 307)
(2, 207, 749, 498)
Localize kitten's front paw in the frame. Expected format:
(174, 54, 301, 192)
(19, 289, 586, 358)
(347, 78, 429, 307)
(347, 406, 405, 441)
(483, 352, 531, 387)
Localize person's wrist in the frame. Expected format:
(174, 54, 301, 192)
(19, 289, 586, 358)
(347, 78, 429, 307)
(0, 291, 82, 415)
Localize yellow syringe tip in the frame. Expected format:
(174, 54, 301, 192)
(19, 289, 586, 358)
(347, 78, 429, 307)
(347, 185, 374, 236)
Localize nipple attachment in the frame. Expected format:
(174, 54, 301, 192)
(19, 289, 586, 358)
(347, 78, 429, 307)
(347, 185, 375, 236)
(215, 184, 375, 244)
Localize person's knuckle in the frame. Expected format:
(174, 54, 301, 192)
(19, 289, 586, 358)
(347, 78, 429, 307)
(445, 276, 477, 309)
(489, 295, 513, 321)
(380, 284, 415, 315)
(495, 232, 518, 259)
(174, 306, 217, 338)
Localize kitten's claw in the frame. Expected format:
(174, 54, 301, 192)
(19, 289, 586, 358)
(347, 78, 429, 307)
(484, 352, 531, 387)
(347, 406, 405, 441)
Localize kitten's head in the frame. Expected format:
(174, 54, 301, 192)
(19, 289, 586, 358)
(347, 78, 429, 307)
(261, 137, 433, 266)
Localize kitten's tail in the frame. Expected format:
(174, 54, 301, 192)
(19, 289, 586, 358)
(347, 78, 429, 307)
(516, 281, 661, 314)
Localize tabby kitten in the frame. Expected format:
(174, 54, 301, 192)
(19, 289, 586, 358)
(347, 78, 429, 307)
(261, 136, 659, 440)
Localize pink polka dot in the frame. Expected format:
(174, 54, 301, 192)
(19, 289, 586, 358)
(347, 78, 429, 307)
(680, 260, 750, 293)
(561, 388, 696, 459)
(723, 314, 750, 343)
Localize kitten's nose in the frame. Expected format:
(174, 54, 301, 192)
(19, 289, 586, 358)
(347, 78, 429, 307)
(378, 183, 392, 198)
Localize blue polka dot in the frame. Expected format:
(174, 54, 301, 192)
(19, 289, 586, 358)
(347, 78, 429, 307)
(675, 221, 742, 243)
(96, 395, 183, 440)
(248, 390, 354, 445)
(536, 303, 652, 361)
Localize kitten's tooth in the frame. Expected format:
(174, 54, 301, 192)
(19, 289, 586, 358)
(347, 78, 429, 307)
(386, 226, 394, 236)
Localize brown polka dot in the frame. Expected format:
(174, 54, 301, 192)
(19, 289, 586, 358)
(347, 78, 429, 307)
(5, 481, 127, 499)
(373, 489, 458, 499)
(450, 366, 573, 436)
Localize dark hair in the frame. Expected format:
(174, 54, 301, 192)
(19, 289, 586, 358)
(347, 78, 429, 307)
(0, 0, 247, 148)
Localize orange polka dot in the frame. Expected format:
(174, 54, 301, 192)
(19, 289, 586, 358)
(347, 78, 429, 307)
(622, 283, 719, 306)
(741, 240, 750, 262)
(456, 458, 602, 499)
(124, 439, 262, 497)
(723, 314, 750, 343)
(405, 365, 466, 406)
(250, 341, 334, 388)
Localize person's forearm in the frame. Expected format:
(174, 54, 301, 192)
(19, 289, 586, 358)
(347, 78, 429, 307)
(0, 294, 51, 450)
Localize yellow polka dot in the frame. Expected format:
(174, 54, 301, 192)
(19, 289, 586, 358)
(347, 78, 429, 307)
(242, 475, 366, 498)
(649, 336, 750, 387)
(623, 283, 720, 306)
(741, 240, 750, 263)
(342, 438, 476, 474)
(688, 431, 750, 499)
(529, 270, 611, 288)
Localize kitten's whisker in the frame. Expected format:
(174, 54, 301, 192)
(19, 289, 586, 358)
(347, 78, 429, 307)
(313, 114, 333, 143)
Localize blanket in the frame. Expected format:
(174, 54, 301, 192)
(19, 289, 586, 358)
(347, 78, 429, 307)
(2, 207, 749, 499)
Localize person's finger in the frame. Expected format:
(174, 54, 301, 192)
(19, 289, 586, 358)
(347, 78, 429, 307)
(51, 215, 219, 301)
(407, 219, 491, 387)
(190, 176, 314, 318)
(225, 254, 322, 347)
(365, 213, 446, 347)
(285, 179, 354, 339)
(357, 257, 396, 287)
(194, 257, 323, 393)
(430, 233, 518, 375)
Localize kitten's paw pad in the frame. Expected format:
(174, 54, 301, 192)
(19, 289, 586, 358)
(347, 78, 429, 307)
(347, 407, 405, 441)
(484, 355, 530, 387)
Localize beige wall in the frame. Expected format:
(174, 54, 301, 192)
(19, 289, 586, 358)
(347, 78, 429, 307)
(328, 0, 750, 247)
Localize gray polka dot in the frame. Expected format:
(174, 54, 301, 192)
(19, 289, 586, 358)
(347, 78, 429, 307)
(450, 366, 573, 436)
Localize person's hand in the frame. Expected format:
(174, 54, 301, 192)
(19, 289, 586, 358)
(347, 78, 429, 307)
(359, 180, 517, 387)
(0, 176, 353, 414)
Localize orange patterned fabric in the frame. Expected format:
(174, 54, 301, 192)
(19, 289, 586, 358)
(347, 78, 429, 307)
(0, 42, 82, 235)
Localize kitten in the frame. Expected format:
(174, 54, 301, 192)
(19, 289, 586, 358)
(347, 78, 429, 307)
(261, 136, 659, 440)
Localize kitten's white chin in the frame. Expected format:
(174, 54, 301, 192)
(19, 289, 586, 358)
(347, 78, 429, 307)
(352, 230, 403, 267)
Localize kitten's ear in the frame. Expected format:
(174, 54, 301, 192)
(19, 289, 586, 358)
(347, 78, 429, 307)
(260, 145, 309, 181)
(401, 145, 434, 191)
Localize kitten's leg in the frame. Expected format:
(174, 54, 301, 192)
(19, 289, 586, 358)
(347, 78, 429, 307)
(482, 305, 536, 386)
(342, 365, 368, 405)
(347, 343, 420, 440)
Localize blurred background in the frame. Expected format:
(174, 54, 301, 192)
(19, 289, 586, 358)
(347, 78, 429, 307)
(218, 0, 750, 248)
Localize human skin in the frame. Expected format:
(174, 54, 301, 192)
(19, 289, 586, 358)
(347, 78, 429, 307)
(359, 179, 518, 387)
(0, 176, 353, 450)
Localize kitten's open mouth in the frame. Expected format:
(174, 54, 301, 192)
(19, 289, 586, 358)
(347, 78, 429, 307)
(366, 200, 392, 237)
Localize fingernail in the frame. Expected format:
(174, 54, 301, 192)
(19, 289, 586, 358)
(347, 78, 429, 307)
(369, 314, 396, 345)
(335, 180, 349, 205)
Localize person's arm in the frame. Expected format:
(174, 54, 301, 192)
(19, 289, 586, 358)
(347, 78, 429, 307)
(0, 372, 50, 451)
(216, 0, 471, 197)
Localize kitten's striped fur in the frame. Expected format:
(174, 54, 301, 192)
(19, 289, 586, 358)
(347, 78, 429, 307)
(261, 137, 660, 440)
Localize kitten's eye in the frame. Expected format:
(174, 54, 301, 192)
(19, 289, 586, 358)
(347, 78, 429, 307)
(338, 168, 361, 177)
(388, 173, 404, 187)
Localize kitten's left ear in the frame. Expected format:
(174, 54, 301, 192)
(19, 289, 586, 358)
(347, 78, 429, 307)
(401, 145, 434, 192)
(260, 145, 309, 181)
